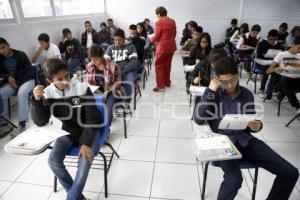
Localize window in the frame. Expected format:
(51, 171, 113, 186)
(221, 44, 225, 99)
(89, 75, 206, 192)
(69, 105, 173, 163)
(54, 0, 105, 16)
(0, 0, 13, 19)
(20, 0, 52, 18)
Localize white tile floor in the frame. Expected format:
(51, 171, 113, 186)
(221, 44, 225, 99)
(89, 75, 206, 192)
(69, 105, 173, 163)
(0, 53, 300, 200)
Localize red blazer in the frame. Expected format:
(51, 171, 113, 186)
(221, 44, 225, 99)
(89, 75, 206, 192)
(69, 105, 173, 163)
(150, 17, 177, 53)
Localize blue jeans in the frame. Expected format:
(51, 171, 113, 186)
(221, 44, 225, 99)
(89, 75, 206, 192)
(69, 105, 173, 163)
(122, 71, 137, 103)
(48, 133, 100, 200)
(67, 58, 81, 74)
(106, 93, 122, 126)
(217, 138, 299, 200)
(0, 79, 35, 124)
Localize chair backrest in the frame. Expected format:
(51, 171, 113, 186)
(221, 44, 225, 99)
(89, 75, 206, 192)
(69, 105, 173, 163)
(67, 93, 109, 155)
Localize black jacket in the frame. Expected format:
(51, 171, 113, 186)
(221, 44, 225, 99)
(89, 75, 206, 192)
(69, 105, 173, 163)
(256, 39, 283, 60)
(0, 49, 35, 87)
(188, 59, 211, 87)
(81, 29, 99, 47)
(128, 37, 146, 63)
(59, 38, 81, 59)
(31, 78, 102, 147)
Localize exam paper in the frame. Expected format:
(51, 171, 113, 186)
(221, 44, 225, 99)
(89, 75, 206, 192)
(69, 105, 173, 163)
(264, 49, 281, 58)
(218, 114, 257, 130)
(5, 123, 69, 155)
(194, 135, 231, 151)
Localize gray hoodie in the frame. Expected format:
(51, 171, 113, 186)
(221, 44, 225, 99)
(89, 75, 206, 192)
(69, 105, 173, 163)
(105, 42, 138, 75)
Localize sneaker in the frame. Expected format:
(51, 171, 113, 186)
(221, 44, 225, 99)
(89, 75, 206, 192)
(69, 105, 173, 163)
(0, 124, 13, 138)
(83, 197, 91, 200)
(153, 87, 164, 92)
(259, 91, 266, 99)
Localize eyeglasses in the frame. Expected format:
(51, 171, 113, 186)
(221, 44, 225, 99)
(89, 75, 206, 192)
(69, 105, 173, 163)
(217, 77, 239, 87)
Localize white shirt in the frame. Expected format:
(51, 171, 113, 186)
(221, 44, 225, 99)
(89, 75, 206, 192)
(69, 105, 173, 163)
(273, 51, 300, 68)
(86, 32, 93, 48)
(36, 43, 61, 65)
(236, 32, 261, 49)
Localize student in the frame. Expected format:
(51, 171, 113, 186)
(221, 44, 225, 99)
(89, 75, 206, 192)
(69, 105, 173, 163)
(277, 23, 289, 42)
(236, 24, 261, 49)
(128, 24, 146, 73)
(144, 18, 154, 35)
(59, 28, 81, 73)
(190, 32, 212, 65)
(180, 22, 192, 46)
(32, 33, 61, 66)
(137, 22, 150, 50)
(188, 43, 228, 88)
(229, 23, 249, 43)
(86, 44, 122, 126)
(31, 58, 102, 200)
(81, 21, 99, 54)
(0, 38, 35, 135)
(236, 24, 261, 72)
(225, 18, 239, 38)
(256, 29, 282, 98)
(105, 28, 138, 101)
(98, 22, 112, 49)
(286, 26, 300, 48)
(181, 26, 203, 53)
(267, 36, 300, 111)
(193, 56, 299, 200)
(107, 18, 118, 41)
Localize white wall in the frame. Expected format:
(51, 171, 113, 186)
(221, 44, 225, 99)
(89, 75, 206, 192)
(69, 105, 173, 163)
(0, 14, 108, 57)
(106, 0, 300, 45)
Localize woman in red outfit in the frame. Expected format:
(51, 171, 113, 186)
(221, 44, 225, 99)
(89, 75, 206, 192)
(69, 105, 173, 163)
(149, 6, 177, 92)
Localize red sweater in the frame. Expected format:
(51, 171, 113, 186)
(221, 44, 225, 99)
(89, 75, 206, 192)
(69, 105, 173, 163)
(150, 17, 177, 53)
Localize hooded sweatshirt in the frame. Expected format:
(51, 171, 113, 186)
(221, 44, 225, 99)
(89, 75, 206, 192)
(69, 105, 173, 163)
(104, 42, 138, 75)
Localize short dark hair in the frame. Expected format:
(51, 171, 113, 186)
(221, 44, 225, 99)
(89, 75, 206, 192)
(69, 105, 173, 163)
(100, 22, 107, 27)
(89, 44, 104, 58)
(84, 21, 91, 25)
(268, 29, 278, 38)
(0, 37, 9, 45)
(62, 28, 71, 35)
(144, 18, 150, 23)
(214, 57, 238, 76)
(208, 43, 228, 66)
(188, 20, 198, 29)
(195, 26, 203, 33)
(279, 23, 288, 30)
(155, 6, 167, 17)
(294, 36, 300, 46)
(43, 58, 68, 80)
(129, 24, 137, 30)
(291, 26, 300, 35)
(38, 33, 50, 43)
(107, 18, 113, 22)
(114, 28, 125, 38)
(251, 24, 261, 32)
(231, 18, 238, 25)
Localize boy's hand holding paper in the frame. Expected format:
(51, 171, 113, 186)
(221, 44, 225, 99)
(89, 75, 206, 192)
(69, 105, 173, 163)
(218, 114, 258, 130)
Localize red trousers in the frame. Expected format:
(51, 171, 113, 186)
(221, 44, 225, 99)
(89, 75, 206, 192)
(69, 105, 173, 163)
(154, 52, 174, 88)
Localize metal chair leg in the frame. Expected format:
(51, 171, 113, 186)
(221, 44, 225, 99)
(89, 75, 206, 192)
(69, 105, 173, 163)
(285, 113, 300, 127)
(0, 116, 17, 128)
(251, 167, 259, 200)
(123, 106, 127, 139)
(277, 99, 282, 116)
(99, 152, 108, 198)
(104, 142, 120, 158)
(254, 74, 257, 94)
(54, 176, 57, 192)
(201, 162, 209, 200)
(8, 98, 11, 119)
